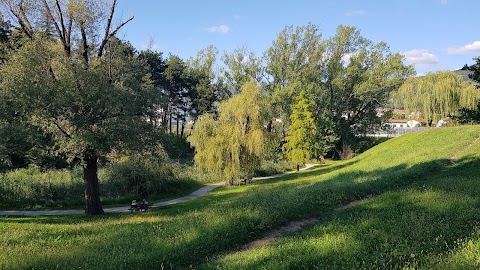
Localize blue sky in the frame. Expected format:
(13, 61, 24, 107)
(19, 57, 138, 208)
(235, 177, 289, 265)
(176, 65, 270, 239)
(115, 0, 479, 75)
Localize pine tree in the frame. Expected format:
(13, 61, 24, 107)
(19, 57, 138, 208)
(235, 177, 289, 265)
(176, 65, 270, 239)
(284, 90, 317, 168)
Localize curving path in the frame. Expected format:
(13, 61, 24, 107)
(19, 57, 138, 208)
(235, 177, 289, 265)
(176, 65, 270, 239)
(0, 164, 318, 216)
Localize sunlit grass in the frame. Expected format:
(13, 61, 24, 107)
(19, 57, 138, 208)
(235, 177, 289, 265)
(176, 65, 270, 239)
(2, 126, 480, 269)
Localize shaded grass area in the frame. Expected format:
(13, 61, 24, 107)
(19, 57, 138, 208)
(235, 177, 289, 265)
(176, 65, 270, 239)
(1, 126, 480, 269)
(204, 156, 480, 269)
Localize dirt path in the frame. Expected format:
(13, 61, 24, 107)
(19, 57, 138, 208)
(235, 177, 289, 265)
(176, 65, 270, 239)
(0, 164, 318, 216)
(240, 196, 372, 252)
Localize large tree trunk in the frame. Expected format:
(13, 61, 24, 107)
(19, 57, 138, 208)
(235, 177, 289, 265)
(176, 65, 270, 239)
(83, 149, 104, 215)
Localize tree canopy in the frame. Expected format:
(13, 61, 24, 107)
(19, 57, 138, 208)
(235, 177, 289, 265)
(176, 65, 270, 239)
(392, 71, 480, 125)
(0, 0, 148, 214)
(189, 81, 264, 183)
(264, 24, 414, 155)
(284, 90, 317, 166)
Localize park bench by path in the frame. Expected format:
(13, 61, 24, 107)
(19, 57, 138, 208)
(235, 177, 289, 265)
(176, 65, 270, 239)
(236, 177, 252, 185)
(0, 164, 318, 216)
(128, 203, 152, 212)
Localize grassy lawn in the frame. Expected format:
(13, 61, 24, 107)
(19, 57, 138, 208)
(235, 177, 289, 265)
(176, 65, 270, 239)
(1, 126, 480, 269)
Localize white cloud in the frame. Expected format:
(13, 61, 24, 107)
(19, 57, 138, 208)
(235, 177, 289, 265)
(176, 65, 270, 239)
(440, 0, 448, 4)
(403, 49, 439, 65)
(206, 24, 230, 34)
(447, 41, 480, 55)
(345, 10, 366, 17)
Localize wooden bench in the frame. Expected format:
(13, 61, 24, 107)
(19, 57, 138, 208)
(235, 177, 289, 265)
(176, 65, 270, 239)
(128, 203, 152, 212)
(237, 177, 252, 185)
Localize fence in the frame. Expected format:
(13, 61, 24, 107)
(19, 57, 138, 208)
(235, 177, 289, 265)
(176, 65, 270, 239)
(369, 127, 430, 138)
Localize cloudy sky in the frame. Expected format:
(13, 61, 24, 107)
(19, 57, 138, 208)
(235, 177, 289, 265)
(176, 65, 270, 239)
(115, 0, 479, 75)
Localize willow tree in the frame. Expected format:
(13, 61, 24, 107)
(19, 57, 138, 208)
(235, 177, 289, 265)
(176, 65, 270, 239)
(189, 80, 264, 184)
(0, 0, 154, 215)
(392, 71, 480, 126)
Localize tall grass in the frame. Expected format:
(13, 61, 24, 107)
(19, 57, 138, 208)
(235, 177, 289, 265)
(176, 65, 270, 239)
(0, 166, 83, 208)
(0, 160, 202, 209)
(1, 126, 480, 269)
(0, 157, 295, 209)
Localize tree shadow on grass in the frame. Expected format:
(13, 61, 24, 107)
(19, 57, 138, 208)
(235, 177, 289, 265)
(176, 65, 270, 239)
(2, 156, 479, 269)
(202, 155, 480, 269)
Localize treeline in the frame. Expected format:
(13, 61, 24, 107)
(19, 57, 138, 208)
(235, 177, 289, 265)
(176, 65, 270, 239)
(2, 1, 478, 214)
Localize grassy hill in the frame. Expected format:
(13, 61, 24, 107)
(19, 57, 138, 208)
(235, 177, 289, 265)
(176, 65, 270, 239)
(1, 126, 480, 269)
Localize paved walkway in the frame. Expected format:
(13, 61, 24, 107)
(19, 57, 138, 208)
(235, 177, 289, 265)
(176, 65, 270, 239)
(0, 164, 317, 216)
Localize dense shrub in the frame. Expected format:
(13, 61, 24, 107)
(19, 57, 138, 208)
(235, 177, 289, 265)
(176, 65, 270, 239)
(0, 166, 83, 208)
(0, 154, 299, 209)
(253, 160, 296, 177)
(101, 157, 200, 199)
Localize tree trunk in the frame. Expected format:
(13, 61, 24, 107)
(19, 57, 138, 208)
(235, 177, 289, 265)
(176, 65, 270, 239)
(176, 116, 180, 135)
(181, 120, 185, 137)
(83, 149, 104, 215)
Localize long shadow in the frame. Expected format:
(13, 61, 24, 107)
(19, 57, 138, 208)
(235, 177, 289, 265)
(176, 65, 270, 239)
(201, 155, 480, 269)
(3, 155, 473, 269)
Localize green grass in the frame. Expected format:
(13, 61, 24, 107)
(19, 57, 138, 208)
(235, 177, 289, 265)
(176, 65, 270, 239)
(0, 162, 204, 210)
(0, 158, 294, 210)
(1, 126, 480, 269)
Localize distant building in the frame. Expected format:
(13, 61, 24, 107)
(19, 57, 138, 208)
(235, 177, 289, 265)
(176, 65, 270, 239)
(387, 119, 408, 128)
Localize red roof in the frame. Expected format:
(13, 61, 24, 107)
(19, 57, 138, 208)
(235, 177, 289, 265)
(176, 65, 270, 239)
(388, 118, 408, 123)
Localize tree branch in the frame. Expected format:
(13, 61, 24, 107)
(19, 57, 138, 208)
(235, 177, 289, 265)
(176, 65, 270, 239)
(41, 0, 71, 56)
(98, 0, 116, 57)
(80, 20, 89, 65)
(54, 0, 67, 39)
(52, 117, 73, 139)
(8, 3, 33, 38)
(98, 16, 134, 58)
(97, 0, 133, 57)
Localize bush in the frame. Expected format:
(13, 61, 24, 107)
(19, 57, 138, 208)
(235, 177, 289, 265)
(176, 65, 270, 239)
(0, 159, 203, 209)
(101, 157, 201, 201)
(254, 160, 296, 177)
(0, 166, 83, 208)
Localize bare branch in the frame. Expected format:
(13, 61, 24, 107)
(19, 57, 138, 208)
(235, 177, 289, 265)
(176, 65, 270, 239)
(97, 0, 116, 57)
(7, 1, 33, 38)
(65, 16, 72, 48)
(79, 20, 89, 65)
(97, 0, 133, 57)
(54, 0, 67, 40)
(41, 0, 71, 56)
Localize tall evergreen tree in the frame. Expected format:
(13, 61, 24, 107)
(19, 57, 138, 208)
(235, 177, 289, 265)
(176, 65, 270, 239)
(284, 90, 317, 168)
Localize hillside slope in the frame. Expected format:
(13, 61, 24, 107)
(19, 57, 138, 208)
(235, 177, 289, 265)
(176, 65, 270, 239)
(206, 126, 480, 269)
(2, 126, 480, 269)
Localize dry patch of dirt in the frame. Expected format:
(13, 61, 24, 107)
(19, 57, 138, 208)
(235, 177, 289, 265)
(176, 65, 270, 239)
(242, 196, 372, 251)
(243, 218, 318, 250)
